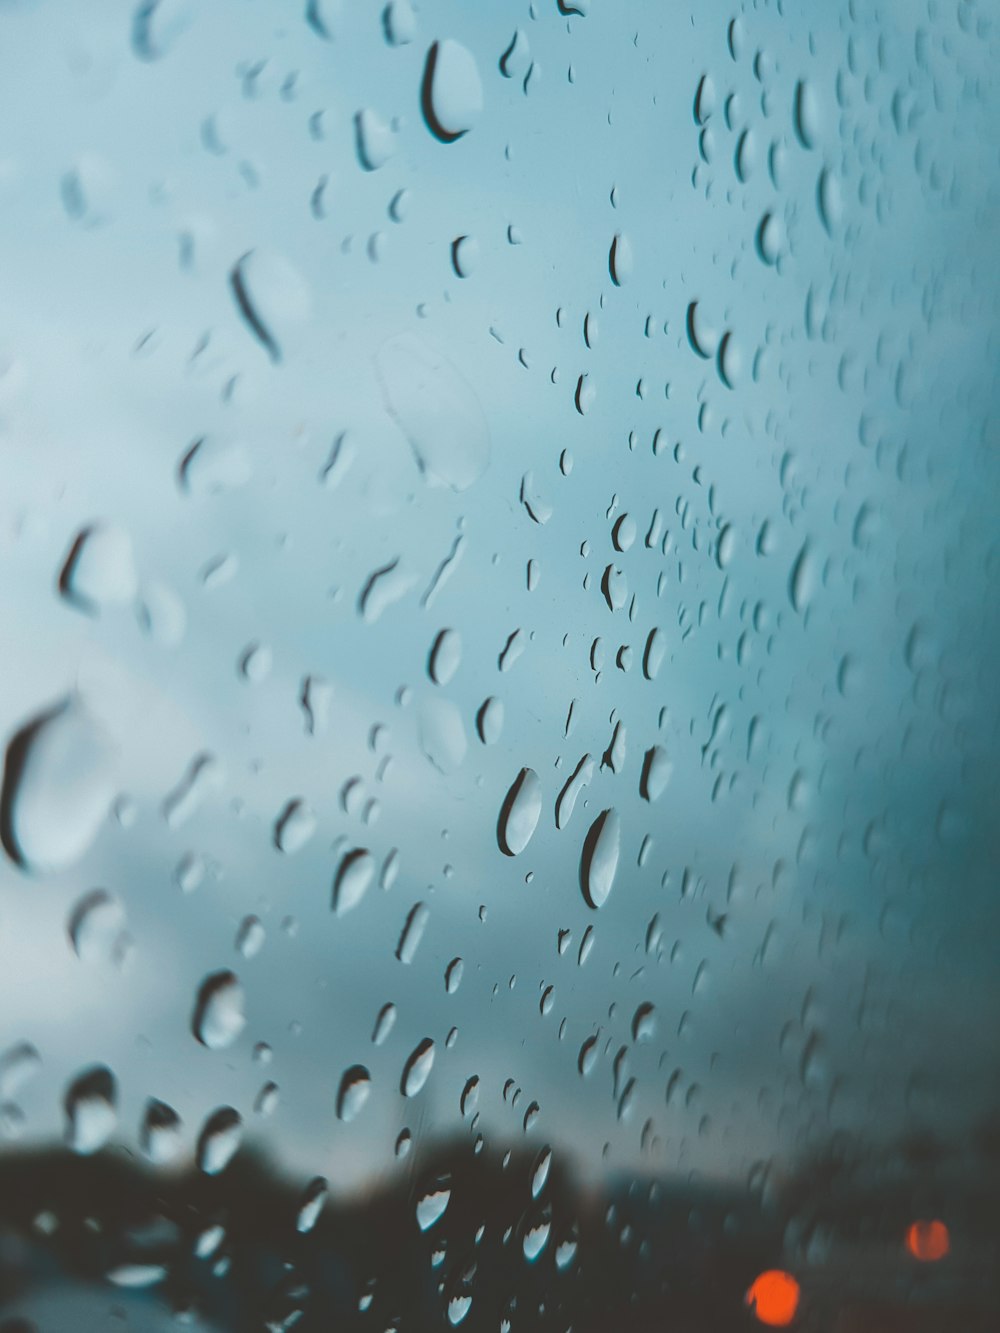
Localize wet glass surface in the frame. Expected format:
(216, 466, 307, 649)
(0, 1, 998, 1329)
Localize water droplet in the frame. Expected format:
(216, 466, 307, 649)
(578, 1036, 598, 1077)
(136, 581, 187, 647)
(445, 956, 464, 993)
(694, 73, 716, 124)
(239, 641, 272, 683)
(476, 696, 504, 745)
(59, 523, 138, 613)
(337, 1065, 372, 1121)
(817, 166, 843, 235)
(300, 675, 332, 736)
(632, 1002, 657, 1042)
(382, 0, 416, 46)
(1, 695, 118, 873)
(580, 809, 620, 909)
(500, 29, 530, 79)
(555, 1233, 578, 1270)
(793, 78, 821, 149)
(422, 40, 483, 142)
(229, 250, 310, 363)
(197, 1106, 242, 1174)
(296, 1176, 328, 1233)
(643, 628, 666, 680)
(255, 1081, 280, 1116)
(274, 798, 316, 854)
(332, 847, 375, 916)
(531, 1146, 552, 1198)
(401, 1037, 435, 1096)
(65, 1065, 117, 1154)
(372, 1001, 396, 1045)
(0, 1043, 41, 1100)
(416, 1177, 451, 1230)
(640, 746, 672, 802)
(107, 1263, 167, 1289)
(789, 540, 816, 612)
(522, 1210, 551, 1261)
(68, 889, 129, 966)
(178, 437, 252, 496)
(192, 970, 246, 1049)
(162, 753, 222, 829)
(575, 373, 595, 414)
(376, 334, 490, 491)
(140, 1098, 182, 1164)
(609, 233, 633, 286)
(396, 901, 429, 964)
(461, 1076, 480, 1116)
(520, 471, 553, 524)
(429, 629, 462, 685)
(451, 235, 479, 278)
(497, 767, 542, 856)
(354, 107, 396, 171)
(235, 914, 265, 959)
(555, 754, 594, 830)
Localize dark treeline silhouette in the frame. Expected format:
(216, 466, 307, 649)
(0, 1124, 998, 1331)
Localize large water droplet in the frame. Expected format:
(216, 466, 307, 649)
(333, 847, 375, 915)
(401, 1037, 435, 1096)
(555, 754, 594, 830)
(428, 629, 462, 685)
(140, 1098, 182, 1164)
(65, 1065, 117, 1154)
(68, 888, 129, 966)
(59, 523, 138, 613)
(229, 250, 310, 363)
(383, 0, 416, 46)
(416, 1177, 451, 1230)
(1, 696, 118, 873)
(476, 696, 504, 745)
(192, 970, 246, 1049)
(497, 767, 542, 856)
(580, 809, 620, 909)
(421, 40, 483, 142)
(197, 1106, 242, 1174)
(396, 901, 429, 964)
(274, 798, 316, 854)
(609, 233, 633, 286)
(640, 746, 672, 802)
(337, 1065, 372, 1121)
(789, 540, 817, 612)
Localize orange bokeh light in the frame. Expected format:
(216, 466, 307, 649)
(745, 1269, 801, 1326)
(906, 1219, 950, 1262)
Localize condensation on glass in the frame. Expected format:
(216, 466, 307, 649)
(0, 1, 998, 1329)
